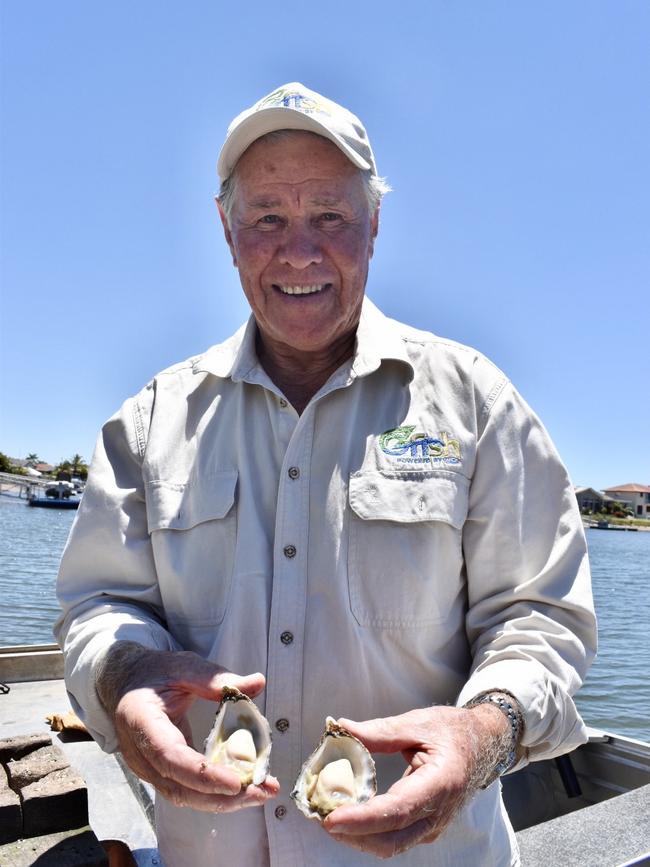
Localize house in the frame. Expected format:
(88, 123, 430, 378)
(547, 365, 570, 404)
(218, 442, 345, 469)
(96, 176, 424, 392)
(602, 483, 650, 518)
(35, 462, 55, 475)
(574, 487, 612, 513)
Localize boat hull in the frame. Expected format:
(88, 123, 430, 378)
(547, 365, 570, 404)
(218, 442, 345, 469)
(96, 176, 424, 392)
(28, 498, 79, 509)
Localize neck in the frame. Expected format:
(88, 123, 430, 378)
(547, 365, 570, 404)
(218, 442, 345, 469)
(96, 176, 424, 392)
(256, 329, 356, 414)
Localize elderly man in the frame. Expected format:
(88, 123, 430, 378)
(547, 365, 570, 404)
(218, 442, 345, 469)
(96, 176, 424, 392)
(55, 83, 596, 866)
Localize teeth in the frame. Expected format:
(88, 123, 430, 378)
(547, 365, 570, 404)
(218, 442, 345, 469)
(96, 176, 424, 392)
(277, 284, 325, 295)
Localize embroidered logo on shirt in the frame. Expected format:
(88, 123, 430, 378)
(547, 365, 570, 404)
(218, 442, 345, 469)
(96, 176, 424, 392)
(379, 425, 462, 467)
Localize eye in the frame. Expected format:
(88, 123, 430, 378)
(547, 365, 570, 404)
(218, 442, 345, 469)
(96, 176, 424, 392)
(318, 212, 343, 223)
(259, 214, 282, 225)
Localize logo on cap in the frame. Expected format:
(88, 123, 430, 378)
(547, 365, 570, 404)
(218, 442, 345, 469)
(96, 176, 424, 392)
(257, 87, 329, 117)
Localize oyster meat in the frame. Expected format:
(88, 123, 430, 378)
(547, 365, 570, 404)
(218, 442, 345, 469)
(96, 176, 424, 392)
(204, 686, 272, 786)
(291, 717, 376, 819)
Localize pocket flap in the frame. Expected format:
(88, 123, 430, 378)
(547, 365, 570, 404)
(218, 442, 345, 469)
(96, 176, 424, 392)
(145, 471, 238, 533)
(349, 471, 469, 529)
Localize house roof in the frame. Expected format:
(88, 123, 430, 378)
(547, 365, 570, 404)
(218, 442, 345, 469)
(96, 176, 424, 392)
(603, 483, 650, 494)
(574, 487, 615, 501)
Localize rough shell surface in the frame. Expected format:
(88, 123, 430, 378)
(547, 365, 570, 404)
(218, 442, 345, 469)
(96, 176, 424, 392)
(204, 686, 272, 786)
(291, 716, 377, 820)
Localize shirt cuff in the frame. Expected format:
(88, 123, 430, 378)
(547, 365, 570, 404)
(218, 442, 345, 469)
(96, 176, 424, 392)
(60, 609, 180, 753)
(456, 658, 589, 769)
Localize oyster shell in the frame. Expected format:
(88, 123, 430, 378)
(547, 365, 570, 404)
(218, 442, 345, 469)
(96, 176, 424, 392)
(291, 717, 376, 819)
(204, 686, 272, 786)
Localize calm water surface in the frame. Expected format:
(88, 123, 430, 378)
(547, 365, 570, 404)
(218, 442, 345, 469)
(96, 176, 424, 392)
(1, 496, 649, 740)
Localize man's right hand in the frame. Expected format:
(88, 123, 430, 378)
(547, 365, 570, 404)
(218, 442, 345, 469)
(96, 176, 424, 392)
(95, 641, 280, 812)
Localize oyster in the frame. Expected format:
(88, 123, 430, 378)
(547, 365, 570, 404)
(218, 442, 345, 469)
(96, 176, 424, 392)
(204, 686, 272, 786)
(291, 717, 376, 819)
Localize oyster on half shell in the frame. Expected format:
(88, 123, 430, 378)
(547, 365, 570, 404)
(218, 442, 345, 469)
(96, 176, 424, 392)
(291, 717, 377, 820)
(204, 686, 272, 787)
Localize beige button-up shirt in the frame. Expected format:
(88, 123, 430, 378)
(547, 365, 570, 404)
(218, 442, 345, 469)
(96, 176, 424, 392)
(55, 298, 596, 867)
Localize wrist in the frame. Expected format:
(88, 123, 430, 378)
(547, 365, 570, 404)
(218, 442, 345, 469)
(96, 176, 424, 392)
(95, 640, 153, 715)
(463, 691, 524, 789)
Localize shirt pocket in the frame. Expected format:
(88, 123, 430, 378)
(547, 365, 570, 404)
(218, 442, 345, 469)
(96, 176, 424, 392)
(145, 470, 238, 626)
(348, 470, 469, 628)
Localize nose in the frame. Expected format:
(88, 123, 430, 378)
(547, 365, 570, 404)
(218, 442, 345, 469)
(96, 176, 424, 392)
(278, 224, 323, 269)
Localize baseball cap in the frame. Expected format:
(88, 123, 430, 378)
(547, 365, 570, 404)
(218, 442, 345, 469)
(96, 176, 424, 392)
(217, 82, 377, 182)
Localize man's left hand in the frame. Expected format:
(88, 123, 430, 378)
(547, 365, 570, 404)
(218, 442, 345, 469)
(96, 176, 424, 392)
(322, 704, 510, 860)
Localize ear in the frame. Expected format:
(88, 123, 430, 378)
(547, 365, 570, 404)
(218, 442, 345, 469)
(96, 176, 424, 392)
(368, 205, 380, 259)
(215, 197, 238, 267)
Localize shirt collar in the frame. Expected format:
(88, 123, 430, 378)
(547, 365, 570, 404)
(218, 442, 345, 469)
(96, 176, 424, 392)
(193, 295, 414, 383)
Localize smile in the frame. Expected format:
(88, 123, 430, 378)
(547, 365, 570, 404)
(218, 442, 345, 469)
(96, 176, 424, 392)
(274, 284, 330, 296)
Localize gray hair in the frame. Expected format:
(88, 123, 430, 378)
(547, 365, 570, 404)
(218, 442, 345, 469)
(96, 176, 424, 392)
(217, 129, 391, 225)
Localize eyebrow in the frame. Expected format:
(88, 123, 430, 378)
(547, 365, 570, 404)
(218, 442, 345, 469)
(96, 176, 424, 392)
(245, 197, 283, 210)
(244, 194, 346, 210)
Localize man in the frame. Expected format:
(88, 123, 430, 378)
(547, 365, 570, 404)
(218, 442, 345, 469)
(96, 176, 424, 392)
(55, 83, 597, 866)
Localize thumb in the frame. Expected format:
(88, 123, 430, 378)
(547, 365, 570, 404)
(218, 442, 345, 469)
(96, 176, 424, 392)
(337, 714, 420, 754)
(170, 654, 266, 703)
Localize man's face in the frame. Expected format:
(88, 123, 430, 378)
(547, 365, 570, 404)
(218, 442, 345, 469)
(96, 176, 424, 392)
(220, 132, 378, 359)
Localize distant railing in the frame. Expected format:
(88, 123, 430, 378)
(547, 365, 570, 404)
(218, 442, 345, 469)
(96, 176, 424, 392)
(0, 472, 51, 497)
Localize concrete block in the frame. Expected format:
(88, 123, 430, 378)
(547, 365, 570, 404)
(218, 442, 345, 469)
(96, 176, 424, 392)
(0, 733, 52, 764)
(0, 826, 108, 866)
(21, 766, 88, 837)
(5, 744, 69, 791)
(0, 764, 22, 845)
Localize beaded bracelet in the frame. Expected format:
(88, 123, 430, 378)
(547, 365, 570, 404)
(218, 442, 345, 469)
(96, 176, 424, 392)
(463, 691, 524, 788)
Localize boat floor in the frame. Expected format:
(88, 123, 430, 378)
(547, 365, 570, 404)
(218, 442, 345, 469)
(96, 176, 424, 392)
(0, 677, 159, 866)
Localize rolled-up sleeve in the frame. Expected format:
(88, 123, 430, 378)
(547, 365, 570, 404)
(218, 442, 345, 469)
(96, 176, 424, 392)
(456, 380, 597, 765)
(54, 386, 179, 752)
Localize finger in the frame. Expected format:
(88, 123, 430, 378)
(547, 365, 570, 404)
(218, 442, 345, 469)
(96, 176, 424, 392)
(329, 814, 441, 860)
(130, 755, 280, 813)
(324, 764, 445, 835)
(121, 727, 281, 810)
(337, 713, 424, 754)
(119, 702, 243, 795)
(168, 657, 266, 703)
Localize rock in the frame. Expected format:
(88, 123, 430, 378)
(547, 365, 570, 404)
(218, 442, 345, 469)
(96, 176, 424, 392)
(0, 764, 22, 845)
(0, 734, 52, 764)
(0, 826, 108, 866)
(5, 744, 70, 791)
(21, 766, 88, 837)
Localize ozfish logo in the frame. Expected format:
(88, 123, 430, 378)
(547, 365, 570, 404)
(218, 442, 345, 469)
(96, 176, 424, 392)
(256, 88, 328, 116)
(379, 426, 461, 467)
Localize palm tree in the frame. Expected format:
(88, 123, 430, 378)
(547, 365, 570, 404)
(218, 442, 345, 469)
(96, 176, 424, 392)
(25, 453, 40, 468)
(68, 454, 89, 481)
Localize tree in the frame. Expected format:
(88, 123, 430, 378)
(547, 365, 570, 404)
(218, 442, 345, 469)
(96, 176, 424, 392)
(0, 452, 13, 472)
(25, 453, 40, 468)
(54, 455, 89, 481)
(68, 454, 88, 480)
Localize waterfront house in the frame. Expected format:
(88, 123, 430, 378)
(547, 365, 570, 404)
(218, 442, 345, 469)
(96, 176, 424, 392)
(602, 483, 650, 518)
(574, 487, 613, 514)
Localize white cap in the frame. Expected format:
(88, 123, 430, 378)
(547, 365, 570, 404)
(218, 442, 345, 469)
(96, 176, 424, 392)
(217, 82, 377, 182)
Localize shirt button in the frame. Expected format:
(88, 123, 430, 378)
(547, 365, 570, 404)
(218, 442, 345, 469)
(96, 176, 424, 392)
(283, 545, 297, 558)
(279, 398, 288, 408)
(274, 805, 287, 819)
(275, 718, 290, 733)
(288, 466, 300, 480)
(280, 631, 294, 645)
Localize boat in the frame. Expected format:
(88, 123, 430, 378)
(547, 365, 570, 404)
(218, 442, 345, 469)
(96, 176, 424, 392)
(28, 497, 80, 510)
(1, 644, 649, 866)
(28, 481, 81, 510)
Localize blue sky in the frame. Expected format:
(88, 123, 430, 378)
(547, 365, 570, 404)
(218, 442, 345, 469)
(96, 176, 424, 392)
(1, 2, 648, 489)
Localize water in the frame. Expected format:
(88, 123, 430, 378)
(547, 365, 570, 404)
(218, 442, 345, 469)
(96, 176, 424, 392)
(0, 497, 75, 646)
(1, 496, 649, 741)
(575, 528, 650, 743)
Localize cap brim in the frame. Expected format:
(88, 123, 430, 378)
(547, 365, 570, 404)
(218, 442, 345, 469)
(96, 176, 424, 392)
(217, 107, 372, 181)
